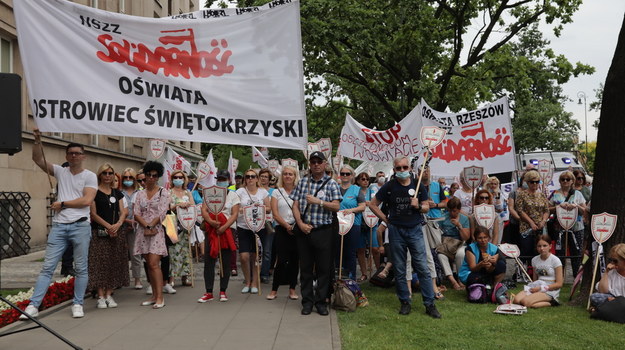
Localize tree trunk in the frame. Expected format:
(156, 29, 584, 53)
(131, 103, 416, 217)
(573, 14, 625, 306)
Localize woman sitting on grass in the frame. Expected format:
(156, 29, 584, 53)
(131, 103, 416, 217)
(590, 243, 625, 309)
(458, 226, 506, 287)
(513, 235, 563, 308)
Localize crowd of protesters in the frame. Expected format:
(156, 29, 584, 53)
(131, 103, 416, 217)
(22, 131, 614, 322)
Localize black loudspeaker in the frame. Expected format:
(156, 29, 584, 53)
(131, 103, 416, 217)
(0, 73, 22, 155)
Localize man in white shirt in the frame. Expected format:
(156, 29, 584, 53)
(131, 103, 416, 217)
(20, 129, 97, 320)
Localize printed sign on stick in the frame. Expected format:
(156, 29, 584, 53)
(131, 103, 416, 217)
(556, 206, 578, 231)
(474, 204, 496, 229)
(243, 205, 266, 233)
(177, 206, 198, 231)
(591, 213, 618, 244)
(203, 186, 227, 215)
(150, 139, 166, 159)
(337, 211, 355, 236)
(463, 166, 484, 189)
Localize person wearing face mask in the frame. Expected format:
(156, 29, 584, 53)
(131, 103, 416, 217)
(169, 170, 195, 287)
(198, 170, 240, 303)
(121, 167, 143, 290)
(215, 171, 240, 277)
(368, 156, 441, 318)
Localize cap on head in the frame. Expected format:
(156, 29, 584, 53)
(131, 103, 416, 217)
(217, 170, 230, 180)
(235, 172, 243, 178)
(309, 151, 326, 161)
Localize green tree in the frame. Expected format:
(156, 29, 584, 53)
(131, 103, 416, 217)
(298, 0, 592, 151)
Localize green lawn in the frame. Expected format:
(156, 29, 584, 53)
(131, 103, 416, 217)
(337, 284, 622, 350)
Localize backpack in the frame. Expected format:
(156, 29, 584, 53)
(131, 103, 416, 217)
(491, 282, 510, 304)
(344, 279, 369, 307)
(467, 283, 488, 303)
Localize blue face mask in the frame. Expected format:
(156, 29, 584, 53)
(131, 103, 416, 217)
(123, 180, 134, 187)
(217, 181, 229, 188)
(395, 171, 411, 179)
(172, 179, 184, 187)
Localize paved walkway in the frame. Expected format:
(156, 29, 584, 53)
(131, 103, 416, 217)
(0, 250, 341, 350)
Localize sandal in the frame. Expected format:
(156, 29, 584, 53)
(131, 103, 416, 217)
(378, 269, 389, 279)
(435, 292, 445, 300)
(357, 275, 368, 283)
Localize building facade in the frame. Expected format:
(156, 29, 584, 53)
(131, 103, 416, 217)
(0, 0, 202, 256)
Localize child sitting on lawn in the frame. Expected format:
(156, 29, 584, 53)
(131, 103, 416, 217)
(590, 243, 625, 309)
(513, 235, 563, 308)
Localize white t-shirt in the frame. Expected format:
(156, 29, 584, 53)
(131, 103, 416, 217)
(453, 189, 474, 215)
(272, 187, 295, 225)
(53, 164, 97, 223)
(531, 253, 563, 299)
(223, 191, 241, 229)
(596, 269, 625, 297)
(235, 187, 269, 230)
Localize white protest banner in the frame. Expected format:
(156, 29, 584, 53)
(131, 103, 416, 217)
(150, 139, 166, 159)
(318, 138, 332, 161)
(197, 149, 217, 188)
(337, 211, 355, 236)
(244, 205, 266, 233)
(591, 213, 618, 244)
(363, 207, 379, 228)
(338, 97, 514, 175)
(14, 0, 307, 150)
(556, 206, 578, 231)
(338, 112, 420, 163)
(282, 158, 298, 169)
(252, 146, 269, 168)
(419, 97, 515, 175)
(203, 186, 227, 215)
(177, 206, 198, 231)
(164, 147, 191, 188)
(474, 204, 496, 229)
(463, 166, 484, 190)
(267, 159, 280, 175)
(228, 151, 238, 184)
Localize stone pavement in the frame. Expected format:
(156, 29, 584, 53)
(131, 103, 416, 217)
(0, 250, 341, 350)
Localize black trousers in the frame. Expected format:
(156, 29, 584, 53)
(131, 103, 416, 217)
(204, 238, 232, 293)
(272, 225, 299, 291)
(296, 224, 333, 308)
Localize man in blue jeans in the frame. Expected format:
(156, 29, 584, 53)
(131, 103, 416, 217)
(20, 129, 97, 320)
(369, 156, 441, 318)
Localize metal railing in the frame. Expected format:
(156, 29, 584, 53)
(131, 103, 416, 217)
(0, 192, 31, 259)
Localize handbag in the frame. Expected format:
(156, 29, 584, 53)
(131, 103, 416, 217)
(424, 220, 443, 249)
(332, 279, 357, 312)
(94, 227, 109, 238)
(435, 236, 464, 259)
(163, 213, 179, 243)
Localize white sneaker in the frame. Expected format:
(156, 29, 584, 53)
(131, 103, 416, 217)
(19, 304, 39, 320)
(105, 296, 118, 308)
(146, 285, 153, 295)
(97, 297, 108, 309)
(72, 304, 84, 318)
(163, 284, 177, 294)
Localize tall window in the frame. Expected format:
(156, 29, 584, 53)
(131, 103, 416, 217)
(1, 37, 12, 73)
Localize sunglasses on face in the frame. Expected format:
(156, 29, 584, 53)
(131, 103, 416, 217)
(245, 174, 257, 179)
(560, 178, 572, 182)
(528, 180, 540, 184)
(102, 171, 114, 176)
(359, 178, 369, 181)
(172, 176, 184, 180)
(137, 179, 145, 183)
(394, 165, 410, 171)
(340, 172, 352, 176)
(146, 173, 159, 178)
(478, 196, 490, 200)
(576, 177, 585, 180)
(122, 176, 134, 180)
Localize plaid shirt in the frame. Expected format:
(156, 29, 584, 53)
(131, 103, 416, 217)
(290, 174, 342, 227)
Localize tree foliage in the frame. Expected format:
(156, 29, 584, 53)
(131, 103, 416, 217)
(297, 0, 593, 151)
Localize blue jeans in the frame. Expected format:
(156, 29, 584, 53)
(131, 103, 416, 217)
(29, 220, 91, 307)
(388, 223, 435, 306)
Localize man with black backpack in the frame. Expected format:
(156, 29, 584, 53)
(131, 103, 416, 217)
(369, 156, 442, 318)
